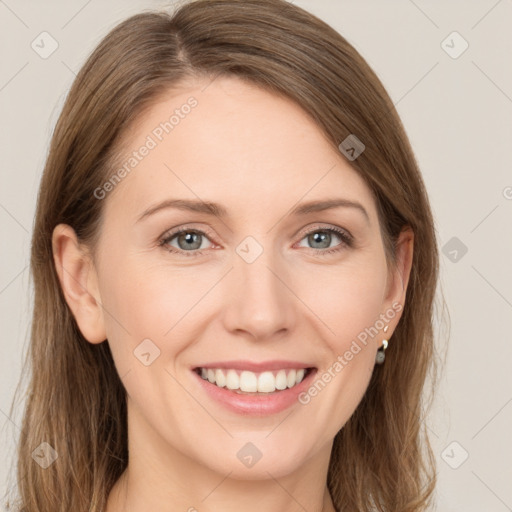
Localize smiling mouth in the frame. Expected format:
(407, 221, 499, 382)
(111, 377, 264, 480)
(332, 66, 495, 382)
(193, 367, 315, 394)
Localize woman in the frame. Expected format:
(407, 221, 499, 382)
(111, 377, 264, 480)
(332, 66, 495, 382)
(6, 0, 443, 510)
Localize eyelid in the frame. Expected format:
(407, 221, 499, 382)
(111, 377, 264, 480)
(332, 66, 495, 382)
(294, 223, 353, 243)
(158, 224, 219, 249)
(158, 222, 353, 256)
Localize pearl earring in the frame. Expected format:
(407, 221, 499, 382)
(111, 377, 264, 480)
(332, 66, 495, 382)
(375, 325, 389, 365)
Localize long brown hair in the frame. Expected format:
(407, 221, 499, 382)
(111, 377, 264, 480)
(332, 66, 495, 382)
(4, 0, 446, 510)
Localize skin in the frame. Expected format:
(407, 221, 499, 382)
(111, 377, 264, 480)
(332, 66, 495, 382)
(52, 75, 413, 512)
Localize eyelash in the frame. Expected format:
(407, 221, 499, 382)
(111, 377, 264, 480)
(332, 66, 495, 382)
(158, 224, 354, 258)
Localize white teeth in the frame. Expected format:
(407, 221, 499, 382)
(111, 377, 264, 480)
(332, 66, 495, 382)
(240, 371, 258, 392)
(215, 369, 226, 388)
(225, 369, 239, 390)
(197, 367, 309, 393)
(257, 371, 276, 393)
(286, 369, 296, 388)
(275, 370, 288, 390)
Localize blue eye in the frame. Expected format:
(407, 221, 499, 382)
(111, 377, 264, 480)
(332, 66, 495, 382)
(158, 225, 353, 258)
(296, 227, 353, 255)
(159, 228, 213, 257)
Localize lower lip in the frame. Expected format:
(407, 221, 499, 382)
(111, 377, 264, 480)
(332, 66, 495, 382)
(192, 368, 318, 416)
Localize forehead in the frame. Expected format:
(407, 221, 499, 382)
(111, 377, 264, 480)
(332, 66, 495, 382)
(103, 75, 377, 225)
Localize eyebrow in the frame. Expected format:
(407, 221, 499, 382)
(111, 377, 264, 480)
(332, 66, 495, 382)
(136, 197, 370, 224)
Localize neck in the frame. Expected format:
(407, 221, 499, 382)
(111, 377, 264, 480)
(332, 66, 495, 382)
(105, 400, 338, 512)
(107, 472, 337, 511)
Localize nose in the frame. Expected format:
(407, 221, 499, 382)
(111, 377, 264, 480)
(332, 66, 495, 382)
(222, 247, 296, 341)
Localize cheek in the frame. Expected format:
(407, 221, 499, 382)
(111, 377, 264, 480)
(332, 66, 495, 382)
(99, 245, 387, 365)
(299, 255, 387, 346)
(295, 260, 386, 438)
(97, 256, 208, 361)
(96, 258, 194, 413)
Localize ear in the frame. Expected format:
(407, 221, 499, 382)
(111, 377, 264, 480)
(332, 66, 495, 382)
(52, 224, 107, 344)
(382, 226, 414, 331)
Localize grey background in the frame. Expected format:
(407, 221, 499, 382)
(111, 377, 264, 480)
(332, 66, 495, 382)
(1, 0, 511, 510)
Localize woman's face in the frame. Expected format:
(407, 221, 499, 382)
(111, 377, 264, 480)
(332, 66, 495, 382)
(58, 75, 411, 480)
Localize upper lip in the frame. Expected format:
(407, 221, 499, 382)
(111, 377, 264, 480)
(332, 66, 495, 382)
(193, 360, 316, 372)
